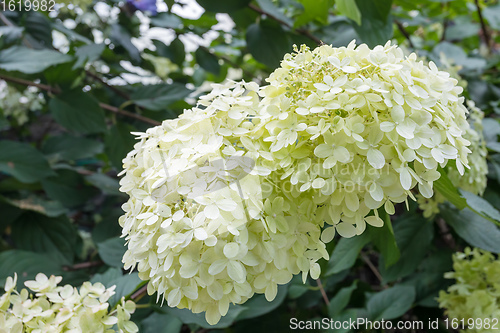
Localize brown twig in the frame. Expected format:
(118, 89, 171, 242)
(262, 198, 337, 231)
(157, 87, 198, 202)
(474, 0, 492, 52)
(85, 70, 131, 100)
(316, 278, 330, 306)
(361, 253, 386, 287)
(437, 218, 458, 250)
(248, 3, 322, 45)
(395, 20, 415, 49)
(130, 285, 148, 301)
(63, 260, 104, 271)
(0, 73, 161, 126)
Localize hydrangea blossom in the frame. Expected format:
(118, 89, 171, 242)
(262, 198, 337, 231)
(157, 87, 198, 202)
(259, 41, 471, 238)
(438, 248, 500, 333)
(0, 273, 137, 333)
(119, 41, 473, 324)
(119, 81, 329, 325)
(418, 101, 488, 218)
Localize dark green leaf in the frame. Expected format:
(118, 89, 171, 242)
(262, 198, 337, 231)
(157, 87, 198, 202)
(73, 43, 105, 69)
(196, 0, 252, 13)
(85, 173, 123, 196)
(42, 169, 97, 208)
(131, 83, 192, 111)
(97, 237, 126, 268)
(195, 47, 221, 75)
(105, 122, 136, 170)
(434, 167, 467, 210)
(483, 5, 500, 30)
(328, 280, 358, 317)
(460, 189, 500, 222)
(246, 20, 291, 68)
(141, 312, 183, 333)
(255, 0, 293, 27)
(24, 12, 52, 47)
(326, 232, 370, 275)
(150, 13, 183, 29)
(110, 24, 141, 62)
(0, 250, 64, 287)
(3, 195, 67, 217)
(353, 0, 393, 47)
(0, 140, 55, 183)
(42, 134, 104, 161)
(366, 285, 415, 320)
(153, 38, 185, 66)
(49, 90, 107, 134)
(379, 215, 434, 282)
(368, 211, 400, 267)
(0, 26, 23, 44)
(236, 285, 288, 320)
(11, 213, 78, 263)
(442, 206, 500, 253)
(0, 46, 72, 74)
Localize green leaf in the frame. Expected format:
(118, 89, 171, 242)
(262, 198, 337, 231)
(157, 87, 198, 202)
(49, 90, 106, 134)
(150, 13, 183, 29)
(110, 24, 141, 62)
(236, 285, 288, 320)
(195, 0, 252, 13)
(42, 134, 104, 161)
(0, 250, 64, 287)
(441, 206, 500, 253)
(0, 46, 72, 74)
(153, 38, 185, 66)
(246, 20, 291, 68)
(326, 232, 370, 275)
(142, 312, 183, 333)
(379, 215, 434, 282)
(97, 237, 127, 268)
(195, 47, 221, 75)
(41, 169, 97, 208)
(255, 0, 293, 27)
(163, 305, 246, 329)
(368, 210, 400, 267)
(73, 43, 105, 69)
(131, 83, 192, 111)
(2, 195, 67, 217)
(0, 140, 55, 183)
(105, 122, 136, 170)
(11, 213, 78, 263)
(483, 4, 500, 30)
(336, 0, 361, 25)
(460, 189, 500, 223)
(353, 0, 393, 47)
(366, 285, 415, 321)
(24, 11, 52, 48)
(434, 167, 467, 209)
(328, 280, 358, 317)
(295, 0, 334, 27)
(85, 173, 123, 196)
(0, 26, 23, 44)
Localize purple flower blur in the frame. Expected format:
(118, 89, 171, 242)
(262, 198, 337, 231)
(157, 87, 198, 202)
(127, 0, 157, 15)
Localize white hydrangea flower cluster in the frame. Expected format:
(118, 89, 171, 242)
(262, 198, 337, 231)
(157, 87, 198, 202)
(0, 273, 138, 333)
(259, 41, 471, 238)
(119, 41, 472, 324)
(119, 81, 329, 325)
(418, 100, 488, 218)
(0, 83, 44, 126)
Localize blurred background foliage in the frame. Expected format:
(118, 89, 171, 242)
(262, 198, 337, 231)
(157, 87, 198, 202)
(1, 0, 500, 331)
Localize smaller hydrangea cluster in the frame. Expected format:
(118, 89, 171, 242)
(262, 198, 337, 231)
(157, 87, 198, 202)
(0, 273, 138, 333)
(418, 100, 488, 218)
(438, 248, 500, 333)
(0, 83, 44, 126)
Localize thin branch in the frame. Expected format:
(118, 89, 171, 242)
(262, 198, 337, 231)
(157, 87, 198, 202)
(198, 45, 259, 80)
(130, 285, 148, 302)
(361, 253, 386, 287)
(63, 260, 103, 271)
(395, 20, 415, 49)
(437, 218, 458, 250)
(316, 278, 330, 306)
(248, 3, 322, 45)
(85, 70, 131, 100)
(474, 0, 492, 52)
(0, 73, 161, 126)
